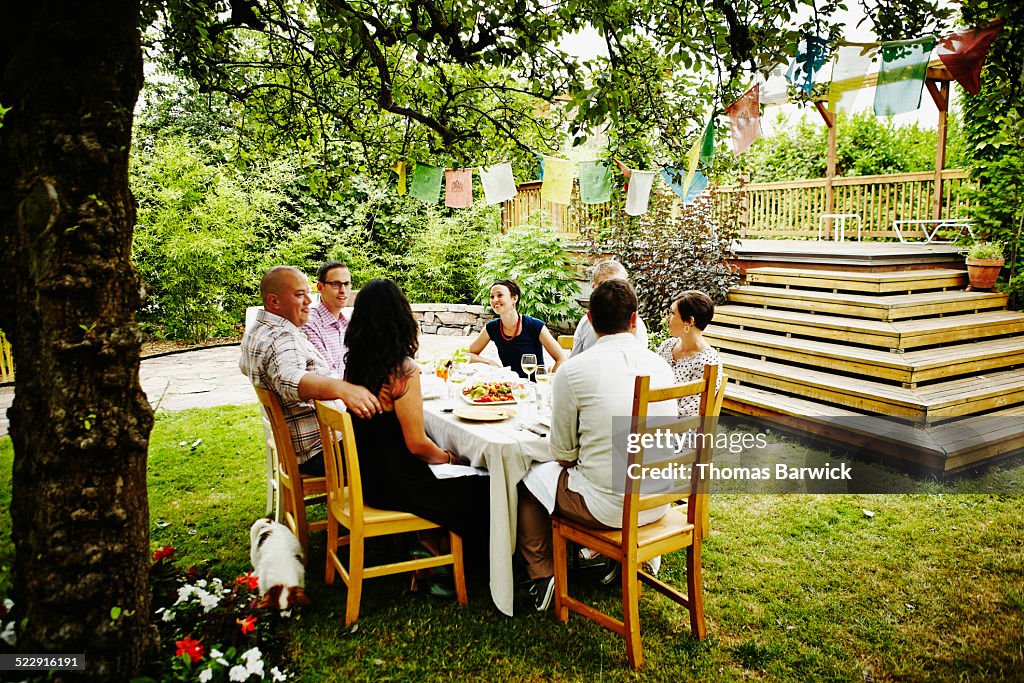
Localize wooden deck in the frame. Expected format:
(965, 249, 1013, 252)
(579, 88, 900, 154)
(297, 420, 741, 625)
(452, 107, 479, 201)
(728, 239, 965, 275)
(717, 252, 1024, 474)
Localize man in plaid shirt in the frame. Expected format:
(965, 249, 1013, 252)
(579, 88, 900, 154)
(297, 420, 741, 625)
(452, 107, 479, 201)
(301, 260, 351, 377)
(240, 265, 381, 476)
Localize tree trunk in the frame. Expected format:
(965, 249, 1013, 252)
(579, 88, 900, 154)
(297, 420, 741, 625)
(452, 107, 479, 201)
(0, 2, 156, 679)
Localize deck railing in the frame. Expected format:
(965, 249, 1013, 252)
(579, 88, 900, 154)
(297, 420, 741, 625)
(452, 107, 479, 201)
(501, 170, 977, 241)
(713, 169, 976, 240)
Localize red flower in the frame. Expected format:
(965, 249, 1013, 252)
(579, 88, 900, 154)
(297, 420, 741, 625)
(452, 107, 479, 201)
(237, 614, 258, 635)
(152, 545, 175, 563)
(175, 636, 205, 663)
(235, 572, 260, 591)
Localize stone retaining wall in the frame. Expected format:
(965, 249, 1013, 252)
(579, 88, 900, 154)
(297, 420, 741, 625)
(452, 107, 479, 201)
(411, 303, 491, 336)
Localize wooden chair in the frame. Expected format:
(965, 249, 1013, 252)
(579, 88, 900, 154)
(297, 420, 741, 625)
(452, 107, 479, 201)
(253, 385, 328, 556)
(557, 335, 574, 351)
(315, 401, 467, 626)
(0, 330, 13, 382)
(551, 364, 727, 669)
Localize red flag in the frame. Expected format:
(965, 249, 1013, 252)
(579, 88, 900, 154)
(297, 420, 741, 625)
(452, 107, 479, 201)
(725, 85, 762, 155)
(937, 20, 1003, 95)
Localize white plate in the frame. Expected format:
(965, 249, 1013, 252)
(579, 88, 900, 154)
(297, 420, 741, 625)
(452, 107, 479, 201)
(453, 406, 517, 422)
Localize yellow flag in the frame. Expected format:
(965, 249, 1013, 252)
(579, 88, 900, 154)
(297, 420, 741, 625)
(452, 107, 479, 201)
(540, 157, 576, 205)
(683, 140, 701, 197)
(391, 160, 407, 195)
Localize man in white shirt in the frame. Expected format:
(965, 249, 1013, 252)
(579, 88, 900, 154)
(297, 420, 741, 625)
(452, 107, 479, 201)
(301, 260, 353, 377)
(571, 259, 649, 357)
(517, 279, 675, 610)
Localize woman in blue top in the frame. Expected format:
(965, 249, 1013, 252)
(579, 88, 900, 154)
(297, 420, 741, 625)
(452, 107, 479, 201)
(468, 279, 566, 378)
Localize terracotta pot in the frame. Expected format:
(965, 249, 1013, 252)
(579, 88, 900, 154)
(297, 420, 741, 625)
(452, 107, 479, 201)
(965, 257, 1005, 291)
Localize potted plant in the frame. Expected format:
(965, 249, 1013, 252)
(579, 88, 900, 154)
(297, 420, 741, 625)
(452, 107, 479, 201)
(965, 241, 1005, 291)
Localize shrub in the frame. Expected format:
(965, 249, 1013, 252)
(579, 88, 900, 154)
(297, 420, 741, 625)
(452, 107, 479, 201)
(132, 140, 318, 341)
(580, 186, 741, 323)
(476, 212, 581, 327)
(403, 202, 501, 303)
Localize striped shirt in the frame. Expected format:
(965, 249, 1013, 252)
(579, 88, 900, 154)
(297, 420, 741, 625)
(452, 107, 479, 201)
(240, 309, 336, 464)
(301, 303, 350, 378)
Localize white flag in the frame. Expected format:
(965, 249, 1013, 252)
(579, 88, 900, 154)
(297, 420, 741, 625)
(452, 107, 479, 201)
(624, 170, 656, 216)
(479, 162, 518, 205)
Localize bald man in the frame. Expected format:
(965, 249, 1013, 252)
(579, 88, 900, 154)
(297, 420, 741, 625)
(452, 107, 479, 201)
(571, 260, 648, 357)
(240, 265, 381, 476)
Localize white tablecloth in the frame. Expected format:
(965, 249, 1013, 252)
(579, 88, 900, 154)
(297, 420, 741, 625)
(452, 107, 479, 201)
(422, 390, 551, 616)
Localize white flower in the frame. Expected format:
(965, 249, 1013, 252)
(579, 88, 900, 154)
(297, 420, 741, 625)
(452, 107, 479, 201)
(245, 659, 264, 679)
(198, 668, 214, 683)
(3, 598, 13, 610)
(161, 609, 175, 622)
(271, 667, 287, 682)
(229, 664, 250, 681)
(240, 647, 262, 664)
(174, 585, 194, 605)
(196, 579, 208, 588)
(1, 621, 16, 647)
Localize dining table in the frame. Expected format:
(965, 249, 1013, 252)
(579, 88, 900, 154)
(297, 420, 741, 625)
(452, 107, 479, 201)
(421, 376, 552, 616)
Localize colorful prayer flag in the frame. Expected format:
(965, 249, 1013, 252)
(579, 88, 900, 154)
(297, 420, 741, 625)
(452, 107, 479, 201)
(699, 118, 715, 167)
(535, 153, 545, 180)
(390, 160, 407, 195)
(578, 161, 612, 204)
(759, 64, 790, 105)
(479, 162, 517, 205)
(624, 170, 656, 216)
(725, 86, 761, 155)
(683, 139, 701, 201)
(827, 44, 877, 114)
(874, 36, 937, 117)
(786, 34, 831, 95)
(540, 157, 576, 205)
(445, 168, 473, 208)
(409, 163, 444, 204)
(937, 20, 1003, 95)
(660, 166, 686, 200)
(684, 171, 708, 204)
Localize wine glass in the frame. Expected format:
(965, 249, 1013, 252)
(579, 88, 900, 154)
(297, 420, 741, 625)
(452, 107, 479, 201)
(520, 353, 538, 382)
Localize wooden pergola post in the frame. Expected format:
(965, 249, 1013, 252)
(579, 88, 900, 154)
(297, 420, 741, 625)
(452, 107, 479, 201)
(814, 100, 837, 237)
(925, 70, 952, 220)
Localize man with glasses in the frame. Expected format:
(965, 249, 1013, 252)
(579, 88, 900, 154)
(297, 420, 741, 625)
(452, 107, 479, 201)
(302, 260, 353, 377)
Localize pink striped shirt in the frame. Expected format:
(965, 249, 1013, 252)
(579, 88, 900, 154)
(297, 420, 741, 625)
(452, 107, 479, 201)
(301, 303, 349, 378)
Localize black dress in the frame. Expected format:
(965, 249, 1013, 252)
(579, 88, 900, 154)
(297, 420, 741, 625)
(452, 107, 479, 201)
(351, 362, 490, 550)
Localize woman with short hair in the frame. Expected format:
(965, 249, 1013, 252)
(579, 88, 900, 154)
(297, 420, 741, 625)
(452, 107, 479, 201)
(657, 290, 722, 416)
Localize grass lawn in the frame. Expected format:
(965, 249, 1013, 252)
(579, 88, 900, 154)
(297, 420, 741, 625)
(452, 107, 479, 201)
(1, 404, 1023, 681)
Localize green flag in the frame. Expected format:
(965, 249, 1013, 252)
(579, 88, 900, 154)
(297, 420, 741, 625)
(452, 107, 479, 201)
(409, 163, 444, 204)
(578, 161, 612, 204)
(874, 37, 937, 117)
(699, 118, 715, 168)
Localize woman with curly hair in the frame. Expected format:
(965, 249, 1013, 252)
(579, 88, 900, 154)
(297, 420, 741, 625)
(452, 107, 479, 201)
(344, 279, 490, 587)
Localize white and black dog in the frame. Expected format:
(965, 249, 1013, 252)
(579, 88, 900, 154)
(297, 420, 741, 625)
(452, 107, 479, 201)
(249, 518, 311, 611)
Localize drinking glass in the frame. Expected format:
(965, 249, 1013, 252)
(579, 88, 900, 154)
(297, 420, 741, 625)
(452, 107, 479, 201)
(520, 353, 538, 382)
(534, 365, 551, 410)
(448, 363, 468, 400)
(511, 381, 531, 424)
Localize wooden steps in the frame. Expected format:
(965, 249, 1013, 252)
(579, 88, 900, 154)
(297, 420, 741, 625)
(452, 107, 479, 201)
(717, 262, 1024, 473)
(724, 384, 1024, 473)
(728, 285, 1007, 321)
(706, 326, 1024, 386)
(715, 305, 1024, 350)
(746, 267, 967, 293)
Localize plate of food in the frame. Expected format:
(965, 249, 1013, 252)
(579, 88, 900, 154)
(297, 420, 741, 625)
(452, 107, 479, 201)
(461, 381, 516, 405)
(453, 406, 517, 422)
